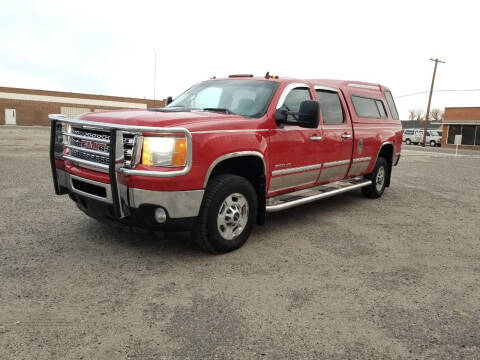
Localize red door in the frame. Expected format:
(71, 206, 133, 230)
(267, 84, 323, 195)
(314, 87, 353, 183)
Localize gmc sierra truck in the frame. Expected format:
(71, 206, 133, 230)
(49, 74, 402, 253)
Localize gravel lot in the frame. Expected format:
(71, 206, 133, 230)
(1, 126, 479, 359)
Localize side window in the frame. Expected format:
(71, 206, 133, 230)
(351, 96, 388, 119)
(384, 90, 399, 120)
(375, 100, 387, 118)
(280, 88, 311, 122)
(316, 90, 344, 125)
(352, 96, 380, 118)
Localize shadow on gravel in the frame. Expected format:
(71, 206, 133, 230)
(80, 219, 203, 256)
(72, 190, 366, 255)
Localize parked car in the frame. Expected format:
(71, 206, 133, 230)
(49, 75, 402, 253)
(402, 129, 441, 146)
(421, 130, 442, 147)
(402, 129, 422, 145)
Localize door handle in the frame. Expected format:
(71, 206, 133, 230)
(341, 133, 352, 139)
(309, 136, 322, 141)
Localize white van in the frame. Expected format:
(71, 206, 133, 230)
(402, 129, 441, 146)
(402, 129, 422, 145)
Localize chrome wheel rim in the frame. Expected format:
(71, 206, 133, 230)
(217, 193, 249, 241)
(375, 166, 386, 192)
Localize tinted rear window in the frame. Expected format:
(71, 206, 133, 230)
(316, 90, 344, 125)
(376, 100, 387, 118)
(352, 96, 387, 119)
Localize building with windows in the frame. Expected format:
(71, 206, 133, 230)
(0, 86, 165, 126)
(441, 107, 480, 150)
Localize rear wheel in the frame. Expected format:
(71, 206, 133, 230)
(194, 174, 257, 254)
(405, 139, 411, 145)
(430, 140, 436, 147)
(362, 157, 388, 199)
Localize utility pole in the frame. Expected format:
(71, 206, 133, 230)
(422, 58, 445, 146)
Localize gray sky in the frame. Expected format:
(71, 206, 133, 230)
(1, 0, 479, 119)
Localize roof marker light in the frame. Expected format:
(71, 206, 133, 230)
(265, 72, 279, 79)
(228, 74, 254, 78)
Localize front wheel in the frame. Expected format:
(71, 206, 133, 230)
(362, 157, 388, 199)
(430, 140, 436, 147)
(405, 139, 411, 145)
(193, 174, 257, 254)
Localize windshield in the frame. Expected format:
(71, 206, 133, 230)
(167, 80, 279, 118)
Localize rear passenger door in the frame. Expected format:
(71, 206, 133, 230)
(315, 87, 353, 183)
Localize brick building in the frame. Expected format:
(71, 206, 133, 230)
(441, 107, 480, 150)
(0, 86, 165, 126)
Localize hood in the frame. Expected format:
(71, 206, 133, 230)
(77, 109, 263, 132)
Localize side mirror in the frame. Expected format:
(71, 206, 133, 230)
(274, 108, 288, 124)
(298, 100, 320, 128)
(275, 100, 320, 129)
(166, 96, 173, 105)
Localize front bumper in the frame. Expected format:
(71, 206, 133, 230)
(55, 169, 204, 219)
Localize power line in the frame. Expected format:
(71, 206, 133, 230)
(395, 88, 480, 98)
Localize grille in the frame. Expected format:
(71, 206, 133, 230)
(66, 127, 137, 170)
(72, 127, 110, 142)
(70, 148, 110, 165)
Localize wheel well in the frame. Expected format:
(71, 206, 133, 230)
(207, 156, 266, 225)
(377, 144, 394, 187)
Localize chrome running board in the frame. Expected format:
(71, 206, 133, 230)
(266, 177, 372, 213)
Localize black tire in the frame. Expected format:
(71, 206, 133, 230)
(193, 174, 257, 254)
(430, 140, 436, 147)
(362, 157, 388, 199)
(405, 139, 411, 145)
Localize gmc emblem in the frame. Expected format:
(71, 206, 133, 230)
(80, 140, 101, 151)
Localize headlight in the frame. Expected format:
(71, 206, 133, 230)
(141, 137, 187, 167)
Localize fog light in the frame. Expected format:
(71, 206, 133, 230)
(154, 207, 167, 223)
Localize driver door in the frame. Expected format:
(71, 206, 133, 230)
(267, 84, 323, 195)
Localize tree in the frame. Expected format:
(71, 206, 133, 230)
(408, 109, 416, 120)
(429, 108, 444, 121)
(415, 108, 424, 121)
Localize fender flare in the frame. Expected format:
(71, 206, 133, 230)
(374, 141, 395, 187)
(203, 151, 267, 188)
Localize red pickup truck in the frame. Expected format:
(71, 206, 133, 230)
(49, 75, 402, 253)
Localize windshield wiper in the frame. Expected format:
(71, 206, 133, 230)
(202, 108, 237, 115)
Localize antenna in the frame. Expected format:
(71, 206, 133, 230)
(153, 51, 157, 101)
